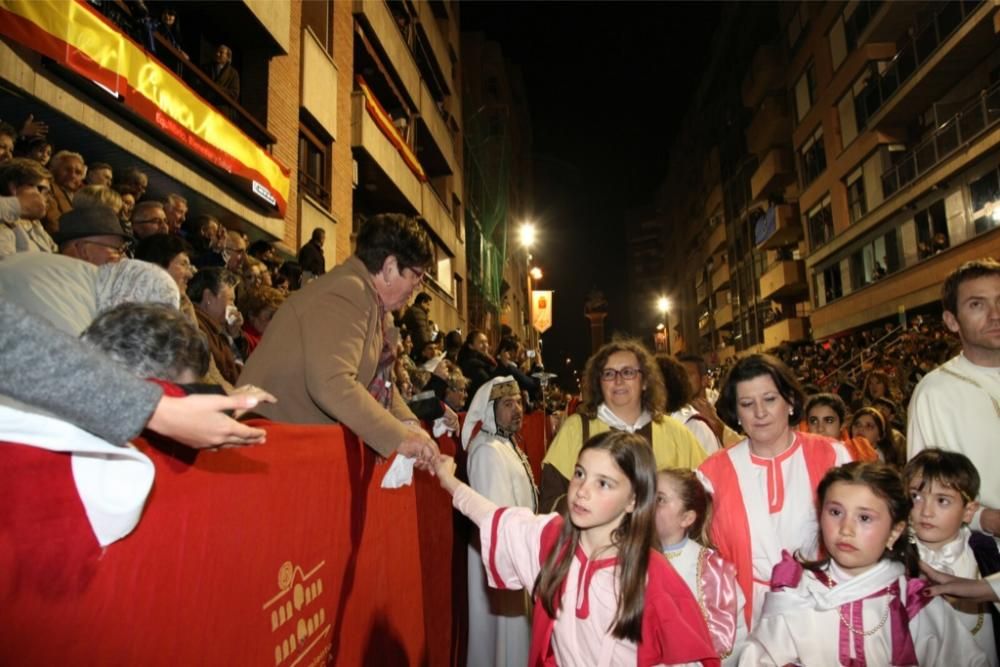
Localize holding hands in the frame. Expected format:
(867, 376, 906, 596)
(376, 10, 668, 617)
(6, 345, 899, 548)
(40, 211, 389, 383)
(434, 454, 461, 494)
(398, 424, 440, 475)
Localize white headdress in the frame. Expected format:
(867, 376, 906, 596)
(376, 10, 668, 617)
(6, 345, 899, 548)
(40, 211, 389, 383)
(460, 375, 518, 450)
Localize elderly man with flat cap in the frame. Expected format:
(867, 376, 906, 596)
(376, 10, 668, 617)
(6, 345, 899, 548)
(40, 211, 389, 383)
(240, 213, 440, 469)
(460, 376, 536, 667)
(56, 206, 132, 266)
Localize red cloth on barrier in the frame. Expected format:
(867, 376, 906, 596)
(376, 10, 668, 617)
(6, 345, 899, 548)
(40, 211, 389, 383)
(0, 412, 551, 666)
(0, 422, 453, 666)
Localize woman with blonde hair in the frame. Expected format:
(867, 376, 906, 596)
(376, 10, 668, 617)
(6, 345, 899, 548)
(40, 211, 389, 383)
(539, 338, 706, 513)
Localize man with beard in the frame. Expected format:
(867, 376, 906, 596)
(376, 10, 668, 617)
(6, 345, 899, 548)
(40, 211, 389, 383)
(460, 377, 536, 667)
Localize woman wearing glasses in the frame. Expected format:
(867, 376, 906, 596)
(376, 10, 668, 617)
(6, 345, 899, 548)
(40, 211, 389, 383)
(697, 354, 852, 632)
(538, 339, 706, 513)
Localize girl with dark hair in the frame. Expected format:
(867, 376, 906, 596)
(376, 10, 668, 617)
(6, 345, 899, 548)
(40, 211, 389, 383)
(804, 393, 878, 462)
(539, 339, 706, 513)
(862, 369, 894, 405)
(850, 406, 903, 468)
(698, 354, 853, 630)
(656, 468, 746, 664)
(741, 461, 987, 666)
(435, 431, 720, 666)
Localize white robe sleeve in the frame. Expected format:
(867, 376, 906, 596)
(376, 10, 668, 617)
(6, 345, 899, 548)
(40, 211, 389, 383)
(735, 633, 784, 667)
(453, 483, 555, 592)
(911, 595, 988, 666)
(468, 441, 518, 507)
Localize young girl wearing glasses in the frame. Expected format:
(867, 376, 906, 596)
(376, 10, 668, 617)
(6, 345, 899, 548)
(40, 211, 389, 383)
(539, 339, 706, 513)
(437, 431, 720, 666)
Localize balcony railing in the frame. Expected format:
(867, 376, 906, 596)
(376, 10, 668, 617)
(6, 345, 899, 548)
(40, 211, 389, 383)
(855, 0, 983, 131)
(299, 169, 331, 208)
(882, 79, 1000, 197)
(88, 1, 277, 147)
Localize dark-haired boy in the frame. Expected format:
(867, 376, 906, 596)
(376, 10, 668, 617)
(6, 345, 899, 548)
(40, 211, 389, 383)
(905, 449, 999, 662)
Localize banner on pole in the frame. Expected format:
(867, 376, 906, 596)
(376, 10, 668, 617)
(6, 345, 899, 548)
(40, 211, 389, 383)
(531, 290, 553, 333)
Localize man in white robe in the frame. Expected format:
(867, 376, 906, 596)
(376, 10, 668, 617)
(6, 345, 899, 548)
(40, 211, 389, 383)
(461, 376, 537, 667)
(908, 258, 1000, 601)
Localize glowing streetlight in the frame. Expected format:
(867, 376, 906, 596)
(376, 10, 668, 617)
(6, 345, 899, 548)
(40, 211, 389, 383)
(655, 296, 672, 355)
(518, 222, 537, 249)
(530, 267, 543, 281)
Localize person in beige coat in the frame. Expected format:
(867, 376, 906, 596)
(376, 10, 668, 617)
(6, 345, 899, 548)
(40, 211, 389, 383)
(239, 213, 439, 466)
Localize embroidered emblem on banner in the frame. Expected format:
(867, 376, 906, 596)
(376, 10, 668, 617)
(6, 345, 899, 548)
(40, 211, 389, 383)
(262, 560, 329, 666)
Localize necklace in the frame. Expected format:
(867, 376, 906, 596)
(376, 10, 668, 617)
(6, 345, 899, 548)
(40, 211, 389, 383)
(838, 602, 890, 636)
(971, 611, 985, 636)
(664, 549, 682, 560)
(820, 571, 891, 637)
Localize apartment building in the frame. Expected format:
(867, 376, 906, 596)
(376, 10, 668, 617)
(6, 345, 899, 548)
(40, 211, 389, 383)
(351, 0, 466, 333)
(0, 1, 305, 247)
(681, 0, 1000, 363)
(640, 3, 777, 362)
(787, 0, 1000, 340)
(461, 31, 535, 343)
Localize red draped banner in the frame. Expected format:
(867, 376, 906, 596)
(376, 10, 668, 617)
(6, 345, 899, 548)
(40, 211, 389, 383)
(0, 412, 552, 666)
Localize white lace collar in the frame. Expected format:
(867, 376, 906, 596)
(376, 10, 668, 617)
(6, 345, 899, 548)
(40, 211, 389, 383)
(596, 403, 652, 433)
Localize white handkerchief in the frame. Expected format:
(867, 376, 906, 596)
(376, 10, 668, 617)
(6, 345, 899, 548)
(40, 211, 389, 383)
(432, 417, 454, 438)
(0, 403, 154, 546)
(380, 453, 416, 488)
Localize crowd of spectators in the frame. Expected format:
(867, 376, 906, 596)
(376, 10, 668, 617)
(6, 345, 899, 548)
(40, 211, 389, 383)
(392, 293, 555, 427)
(689, 313, 961, 471)
(0, 111, 306, 398)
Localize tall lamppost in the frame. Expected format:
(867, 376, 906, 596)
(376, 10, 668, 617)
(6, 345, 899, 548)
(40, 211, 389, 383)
(657, 296, 671, 355)
(518, 222, 536, 345)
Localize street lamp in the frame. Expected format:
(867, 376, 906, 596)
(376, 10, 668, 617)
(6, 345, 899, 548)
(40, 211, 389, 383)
(656, 296, 671, 355)
(518, 222, 536, 250)
(530, 267, 543, 281)
(519, 221, 538, 347)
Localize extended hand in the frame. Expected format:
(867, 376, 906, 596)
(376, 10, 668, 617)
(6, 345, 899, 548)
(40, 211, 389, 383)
(229, 384, 277, 418)
(979, 508, 1000, 535)
(434, 454, 461, 493)
(441, 404, 459, 432)
(919, 561, 999, 602)
(147, 394, 267, 449)
(397, 429, 440, 475)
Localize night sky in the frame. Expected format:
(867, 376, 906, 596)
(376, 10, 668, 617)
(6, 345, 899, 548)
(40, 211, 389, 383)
(461, 2, 722, 385)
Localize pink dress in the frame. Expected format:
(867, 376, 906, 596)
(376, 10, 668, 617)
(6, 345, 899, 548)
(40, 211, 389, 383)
(453, 484, 720, 666)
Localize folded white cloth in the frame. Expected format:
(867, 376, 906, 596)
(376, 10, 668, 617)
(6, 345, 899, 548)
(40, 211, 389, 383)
(380, 453, 416, 489)
(0, 403, 154, 546)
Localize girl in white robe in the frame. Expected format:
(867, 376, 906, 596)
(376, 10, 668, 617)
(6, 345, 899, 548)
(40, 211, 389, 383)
(740, 461, 987, 666)
(656, 468, 747, 665)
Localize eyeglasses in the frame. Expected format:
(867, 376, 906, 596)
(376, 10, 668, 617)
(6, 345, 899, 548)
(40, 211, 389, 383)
(403, 267, 425, 283)
(600, 367, 642, 382)
(82, 239, 127, 255)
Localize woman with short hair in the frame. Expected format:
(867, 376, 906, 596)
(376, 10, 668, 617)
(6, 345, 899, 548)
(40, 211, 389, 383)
(698, 354, 853, 631)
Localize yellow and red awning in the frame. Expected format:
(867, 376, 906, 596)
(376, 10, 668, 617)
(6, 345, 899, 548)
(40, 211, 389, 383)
(0, 0, 290, 216)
